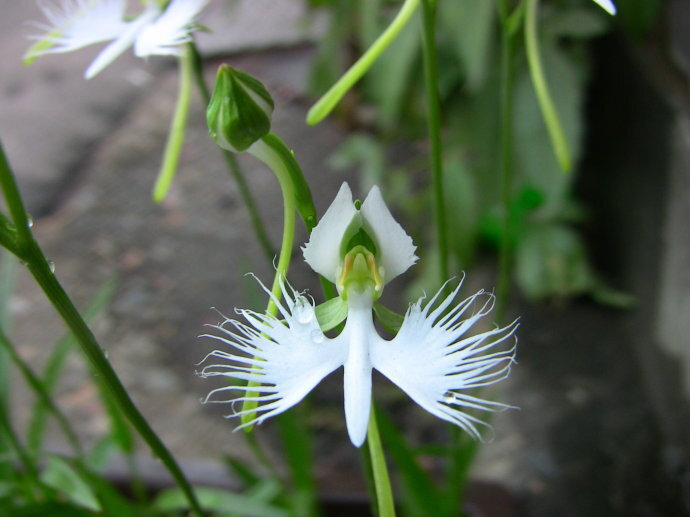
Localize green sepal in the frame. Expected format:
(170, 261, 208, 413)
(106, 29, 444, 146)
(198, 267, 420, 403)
(0, 213, 19, 257)
(373, 302, 404, 333)
(206, 65, 274, 152)
(314, 296, 348, 332)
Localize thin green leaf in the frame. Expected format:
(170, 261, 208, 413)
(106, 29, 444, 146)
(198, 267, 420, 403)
(376, 407, 442, 517)
(40, 456, 101, 513)
(0, 329, 82, 457)
(525, 0, 571, 172)
(277, 407, 318, 517)
(4, 501, 99, 517)
(153, 486, 289, 517)
(152, 47, 193, 202)
(0, 252, 16, 482)
(367, 405, 396, 517)
(224, 456, 263, 489)
(28, 278, 117, 454)
(307, 0, 421, 124)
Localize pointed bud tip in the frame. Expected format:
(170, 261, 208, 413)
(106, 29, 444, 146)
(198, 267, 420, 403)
(206, 65, 275, 152)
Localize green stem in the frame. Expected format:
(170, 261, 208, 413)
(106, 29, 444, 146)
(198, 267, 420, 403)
(238, 135, 297, 426)
(496, 0, 518, 322)
(420, 0, 448, 284)
(367, 405, 396, 517)
(188, 43, 276, 262)
(152, 47, 193, 203)
(0, 329, 83, 457)
(307, 0, 421, 125)
(0, 142, 205, 517)
(240, 135, 319, 517)
(524, 0, 571, 172)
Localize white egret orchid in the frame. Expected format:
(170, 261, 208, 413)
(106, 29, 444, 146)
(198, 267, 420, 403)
(28, 0, 209, 78)
(199, 183, 518, 447)
(592, 0, 616, 15)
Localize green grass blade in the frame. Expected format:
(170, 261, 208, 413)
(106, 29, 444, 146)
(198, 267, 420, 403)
(276, 407, 318, 517)
(27, 279, 117, 454)
(376, 407, 442, 517)
(367, 405, 396, 517)
(0, 252, 16, 482)
(0, 329, 83, 457)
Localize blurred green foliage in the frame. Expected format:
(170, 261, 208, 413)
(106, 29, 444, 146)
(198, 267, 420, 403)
(309, 0, 643, 305)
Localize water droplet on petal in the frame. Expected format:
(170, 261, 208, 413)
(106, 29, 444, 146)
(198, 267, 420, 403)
(310, 330, 324, 344)
(443, 391, 456, 403)
(294, 298, 314, 324)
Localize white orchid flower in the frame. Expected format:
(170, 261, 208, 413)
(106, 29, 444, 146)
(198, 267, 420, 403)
(28, 0, 208, 78)
(199, 183, 518, 447)
(592, 0, 616, 15)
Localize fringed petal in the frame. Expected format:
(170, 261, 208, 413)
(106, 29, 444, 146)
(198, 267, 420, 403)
(370, 278, 518, 440)
(198, 276, 347, 430)
(29, 0, 128, 54)
(134, 0, 209, 57)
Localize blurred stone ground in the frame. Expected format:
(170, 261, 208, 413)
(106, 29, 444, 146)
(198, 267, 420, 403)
(1, 1, 686, 515)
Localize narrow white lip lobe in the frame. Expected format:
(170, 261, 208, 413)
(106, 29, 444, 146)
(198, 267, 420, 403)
(342, 290, 375, 447)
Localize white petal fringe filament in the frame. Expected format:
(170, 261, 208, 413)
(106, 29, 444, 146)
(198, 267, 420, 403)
(198, 275, 518, 447)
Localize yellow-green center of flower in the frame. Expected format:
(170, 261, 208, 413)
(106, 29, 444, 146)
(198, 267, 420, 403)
(338, 245, 382, 301)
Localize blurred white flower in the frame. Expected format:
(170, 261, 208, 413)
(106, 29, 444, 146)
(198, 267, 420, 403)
(592, 0, 616, 15)
(28, 0, 208, 78)
(199, 183, 518, 447)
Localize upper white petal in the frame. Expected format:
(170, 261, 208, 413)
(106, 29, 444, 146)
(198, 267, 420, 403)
(134, 0, 209, 57)
(302, 183, 359, 283)
(84, 5, 159, 78)
(360, 185, 417, 285)
(199, 277, 347, 429)
(30, 0, 129, 55)
(592, 0, 616, 15)
(369, 279, 518, 439)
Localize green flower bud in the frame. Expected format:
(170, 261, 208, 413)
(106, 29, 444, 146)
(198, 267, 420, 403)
(206, 65, 274, 152)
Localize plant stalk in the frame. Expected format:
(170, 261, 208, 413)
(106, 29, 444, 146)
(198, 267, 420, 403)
(420, 0, 448, 284)
(496, 0, 518, 322)
(0, 142, 205, 517)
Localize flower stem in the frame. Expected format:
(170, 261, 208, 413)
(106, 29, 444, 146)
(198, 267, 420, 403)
(367, 405, 396, 517)
(524, 0, 571, 172)
(307, 0, 421, 125)
(0, 142, 205, 517)
(496, 0, 518, 322)
(241, 135, 319, 517)
(152, 46, 193, 203)
(420, 0, 448, 285)
(188, 42, 276, 262)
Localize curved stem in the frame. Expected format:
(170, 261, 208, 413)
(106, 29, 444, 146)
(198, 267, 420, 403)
(239, 135, 297, 427)
(525, 0, 571, 172)
(496, 0, 518, 322)
(0, 142, 205, 517)
(241, 135, 319, 517)
(188, 43, 276, 262)
(152, 47, 193, 202)
(307, 0, 421, 125)
(420, 0, 448, 284)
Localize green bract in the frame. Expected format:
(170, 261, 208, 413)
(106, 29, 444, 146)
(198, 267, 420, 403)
(206, 65, 274, 152)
